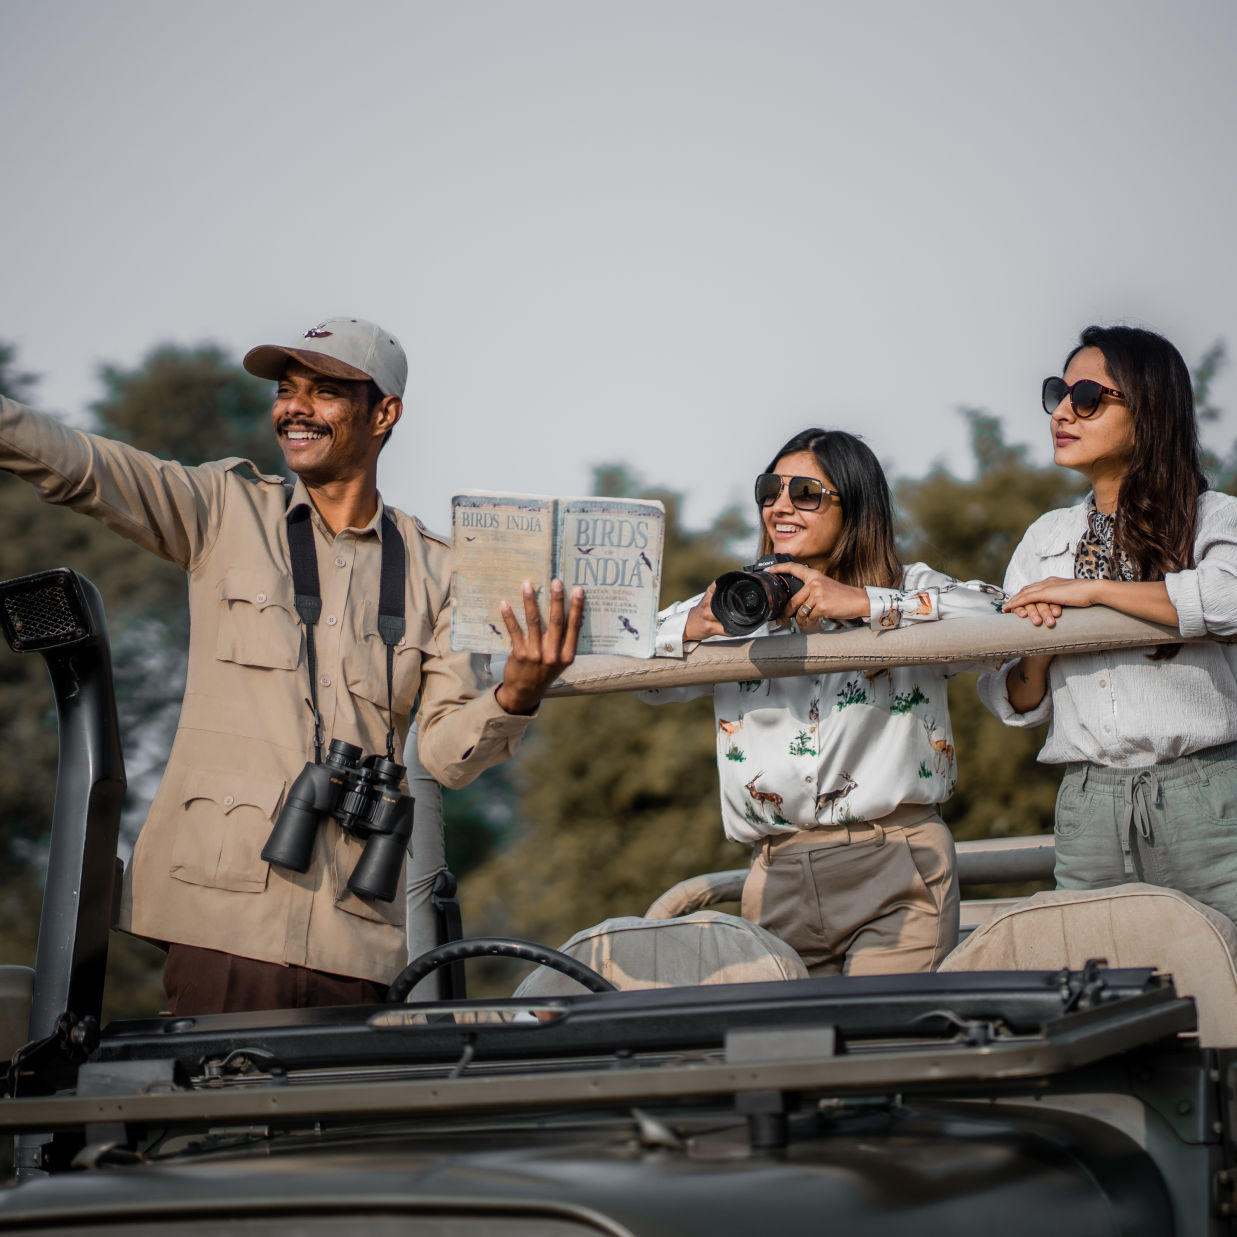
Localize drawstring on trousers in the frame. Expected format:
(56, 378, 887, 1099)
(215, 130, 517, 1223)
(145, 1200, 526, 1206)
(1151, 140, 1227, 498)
(1121, 768, 1160, 880)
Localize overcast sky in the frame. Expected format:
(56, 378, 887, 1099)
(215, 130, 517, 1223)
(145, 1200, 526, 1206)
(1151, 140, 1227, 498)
(4, 0, 1235, 534)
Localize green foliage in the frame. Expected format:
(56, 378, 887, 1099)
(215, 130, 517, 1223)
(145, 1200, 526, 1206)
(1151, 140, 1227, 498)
(0, 339, 285, 1014)
(94, 343, 284, 474)
(894, 411, 1079, 844)
(894, 409, 1085, 585)
(0, 344, 38, 403)
(1196, 341, 1237, 493)
(835, 680, 867, 710)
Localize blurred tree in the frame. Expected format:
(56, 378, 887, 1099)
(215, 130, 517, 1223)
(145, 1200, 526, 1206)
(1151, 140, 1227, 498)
(0, 340, 282, 1015)
(94, 344, 282, 476)
(89, 346, 285, 847)
(1195, 340, 1237, 493)
(895, 411, 1083, 846)
(459, 467, 752, 952)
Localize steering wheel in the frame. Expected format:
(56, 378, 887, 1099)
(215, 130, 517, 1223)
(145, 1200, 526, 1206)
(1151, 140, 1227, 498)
(387, 936, 617, 1003)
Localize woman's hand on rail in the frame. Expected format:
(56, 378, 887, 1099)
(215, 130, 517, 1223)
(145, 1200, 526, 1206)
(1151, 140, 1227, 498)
(1001, 576, 1090, 627)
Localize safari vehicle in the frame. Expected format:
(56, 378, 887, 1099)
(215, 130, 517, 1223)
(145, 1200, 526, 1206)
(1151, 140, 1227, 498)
(1, 565, 1236, 1236)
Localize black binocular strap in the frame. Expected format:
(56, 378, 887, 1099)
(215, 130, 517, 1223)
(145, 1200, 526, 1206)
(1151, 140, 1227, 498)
(286, 506, 407, 764)
(375, 515, 407, 761)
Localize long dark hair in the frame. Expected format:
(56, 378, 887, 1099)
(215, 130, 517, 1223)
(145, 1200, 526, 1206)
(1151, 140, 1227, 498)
(756, 428, 901, 589)
(1067, 325, 1206, 578)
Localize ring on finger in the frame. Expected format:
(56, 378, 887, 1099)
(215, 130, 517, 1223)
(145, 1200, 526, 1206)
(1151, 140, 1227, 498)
(798, 604, 812, 619)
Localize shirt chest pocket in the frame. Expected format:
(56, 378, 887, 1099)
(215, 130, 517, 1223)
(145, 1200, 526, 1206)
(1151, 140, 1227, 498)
(1031, 536, 1076, 579)
(341, 599, 433, 711)
(170, 768, 286, 893)
(215, 570, 302, 671)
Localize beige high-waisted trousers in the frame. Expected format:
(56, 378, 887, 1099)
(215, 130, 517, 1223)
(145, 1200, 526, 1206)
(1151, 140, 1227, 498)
(741, 804, 959, 976)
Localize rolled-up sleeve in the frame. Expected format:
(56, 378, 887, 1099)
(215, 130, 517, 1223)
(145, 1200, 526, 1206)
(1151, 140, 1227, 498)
(977, 658, 1052, 727)
(1165, 493, 1237, 639)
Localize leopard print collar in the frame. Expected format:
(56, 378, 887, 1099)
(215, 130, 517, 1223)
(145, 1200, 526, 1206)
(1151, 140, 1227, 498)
(1074, 498, 1134, 581)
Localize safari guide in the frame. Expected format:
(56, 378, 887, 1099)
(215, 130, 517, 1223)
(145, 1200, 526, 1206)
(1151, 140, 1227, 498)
(0, 317, 584, 1015)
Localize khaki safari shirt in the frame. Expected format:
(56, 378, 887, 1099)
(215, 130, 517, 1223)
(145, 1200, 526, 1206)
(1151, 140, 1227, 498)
(0, 395, 533, 983)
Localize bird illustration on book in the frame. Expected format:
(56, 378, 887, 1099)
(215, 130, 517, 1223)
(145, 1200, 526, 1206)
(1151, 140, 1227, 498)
(488, 623, 503, 637)
(640, 551, 653, 570)
(619, 616, 639, 637)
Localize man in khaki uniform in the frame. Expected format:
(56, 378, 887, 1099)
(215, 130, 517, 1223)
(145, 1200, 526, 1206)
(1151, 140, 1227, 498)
(0, 317, 582, 1014)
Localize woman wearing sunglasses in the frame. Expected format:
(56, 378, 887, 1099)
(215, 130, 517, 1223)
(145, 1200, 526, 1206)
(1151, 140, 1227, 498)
(643, 428, 1002, 975)
(979, 324, 1237, 920)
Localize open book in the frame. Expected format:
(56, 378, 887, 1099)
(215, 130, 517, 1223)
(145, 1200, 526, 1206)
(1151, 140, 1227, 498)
(450, 492, 666, 658)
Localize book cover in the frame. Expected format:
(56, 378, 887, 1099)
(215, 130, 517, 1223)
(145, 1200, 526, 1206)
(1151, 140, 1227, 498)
(450, 491, 665, 658)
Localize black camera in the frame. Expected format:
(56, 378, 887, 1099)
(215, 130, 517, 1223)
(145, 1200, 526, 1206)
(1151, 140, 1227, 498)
(261, 738, 415, 903)
(711, 554, 801, 636)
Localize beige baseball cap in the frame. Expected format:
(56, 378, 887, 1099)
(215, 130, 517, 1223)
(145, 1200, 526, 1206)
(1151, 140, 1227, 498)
(243, 317, 407, 399)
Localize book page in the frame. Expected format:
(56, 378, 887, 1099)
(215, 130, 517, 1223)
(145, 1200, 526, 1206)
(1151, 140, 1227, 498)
(450, 493, 554, 653)
(557, 498, 665, 658)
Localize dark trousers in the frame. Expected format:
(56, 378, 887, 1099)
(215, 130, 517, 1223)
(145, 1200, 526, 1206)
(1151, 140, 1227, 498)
(163, 944, 388, 1015)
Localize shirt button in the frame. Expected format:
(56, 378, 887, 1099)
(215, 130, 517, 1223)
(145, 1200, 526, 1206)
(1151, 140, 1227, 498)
(1097, 678, 1108, 688)
(255, 593, 267, 604)
(326, 614, 338, 626)
(335, 557, 347, 568)
(320, 675, 331, 687)
(223, 794, 235, 807)
(1103, 724, 1113, 734)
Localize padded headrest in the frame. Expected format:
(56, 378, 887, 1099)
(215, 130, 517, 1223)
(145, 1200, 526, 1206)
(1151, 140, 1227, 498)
(940, 883, 1237, 1047)
(513, 910, 808, 997)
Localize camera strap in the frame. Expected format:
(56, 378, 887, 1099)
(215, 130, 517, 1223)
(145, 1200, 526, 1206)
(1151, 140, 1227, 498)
(286, 504, 407, 764)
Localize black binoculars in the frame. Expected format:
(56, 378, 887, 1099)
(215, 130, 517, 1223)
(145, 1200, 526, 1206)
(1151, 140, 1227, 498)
(261, 739, 414, 902)
(712, 553, 800, 636)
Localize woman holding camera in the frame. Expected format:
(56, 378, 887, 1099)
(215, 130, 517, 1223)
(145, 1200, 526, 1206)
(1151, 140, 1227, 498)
(979, 325, 1237, 920)
(643, 429, 1001, 975)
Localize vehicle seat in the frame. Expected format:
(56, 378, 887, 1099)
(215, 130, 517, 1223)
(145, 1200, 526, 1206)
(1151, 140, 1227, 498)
(513, 910, 809, 997)
(938, 883, 1237, 1048)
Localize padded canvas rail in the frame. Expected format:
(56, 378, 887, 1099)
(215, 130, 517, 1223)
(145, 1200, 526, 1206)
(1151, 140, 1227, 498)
(547, 607, 1218, 696)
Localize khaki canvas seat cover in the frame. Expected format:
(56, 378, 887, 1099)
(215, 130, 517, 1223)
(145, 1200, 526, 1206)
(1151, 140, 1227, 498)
(939, 883, 1237, 1047)
(513, 909, 809, 997)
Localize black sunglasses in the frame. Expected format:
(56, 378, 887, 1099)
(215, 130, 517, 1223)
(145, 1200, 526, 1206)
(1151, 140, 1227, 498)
(1042, 376, 1126, 418)
(754, 473, 840, 511)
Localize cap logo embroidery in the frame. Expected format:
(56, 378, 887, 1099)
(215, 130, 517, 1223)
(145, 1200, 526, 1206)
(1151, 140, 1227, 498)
(304, 324, 333, 339)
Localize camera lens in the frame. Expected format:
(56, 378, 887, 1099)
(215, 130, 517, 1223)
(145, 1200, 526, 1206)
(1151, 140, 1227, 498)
(711, 556, 800, 636)
(727, 579, 766, 623)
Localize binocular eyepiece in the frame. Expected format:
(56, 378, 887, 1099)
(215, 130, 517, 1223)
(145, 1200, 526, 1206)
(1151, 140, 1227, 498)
(711, 553, 799, 636)
(261, 738, 414, 902)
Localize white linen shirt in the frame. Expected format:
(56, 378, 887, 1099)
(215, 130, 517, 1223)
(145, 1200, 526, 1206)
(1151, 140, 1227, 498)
(642, 563, 1004, 845)
(977, 492, 1237, 767)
